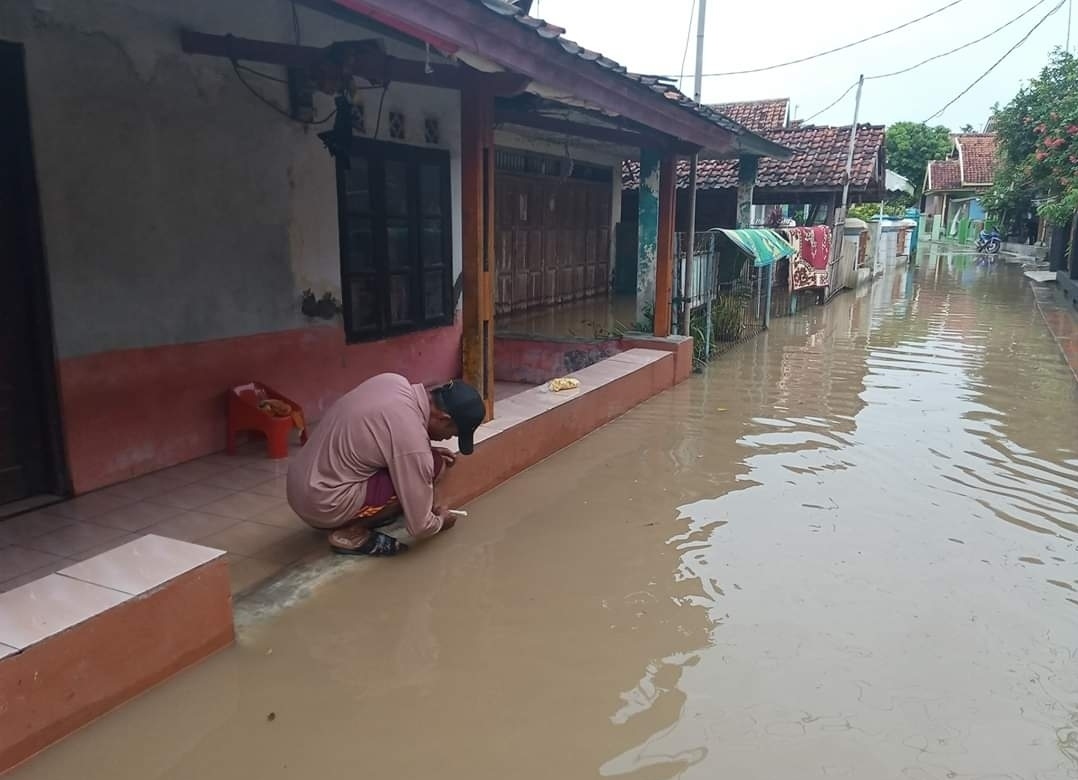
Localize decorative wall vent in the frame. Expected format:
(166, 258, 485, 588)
(424, 116, 441, 145)
(388, 111, 406, 140)
(351, 102, 366, 135)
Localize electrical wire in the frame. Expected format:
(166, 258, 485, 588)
(799, 0, 1055, 123)
(291, 0, 302, 44)
(677, 0, 697, 94)
(234, 62, 289, 84)
(870, 0, 1052, 79)
(231, 59, 338, 125)
(372, 85, 389, 139)
(923, 0, 1065, 121)
(666, 0, 968, 78)
(801, 80, 859, 124)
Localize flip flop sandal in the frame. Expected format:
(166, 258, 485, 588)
(332, 530, 408, 557)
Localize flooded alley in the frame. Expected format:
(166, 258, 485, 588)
(13, 253, 1078, 780)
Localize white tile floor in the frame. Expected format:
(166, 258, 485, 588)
(0, 444, 322, 596)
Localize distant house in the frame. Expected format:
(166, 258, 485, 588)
(622, 97, 885, 230)
(712, 97, 791, 134)
(922, 133, 999, 234)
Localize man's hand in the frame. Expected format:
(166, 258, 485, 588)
(432, 447, 457, 469)
(434, 505, 457, 531)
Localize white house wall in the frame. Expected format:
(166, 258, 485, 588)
(1, 0, 463, 359)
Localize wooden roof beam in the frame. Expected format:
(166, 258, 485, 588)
(179, 30, 529, 95)
(494, 109, 697, 155)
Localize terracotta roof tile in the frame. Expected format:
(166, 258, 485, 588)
(954, 133, 998, 186)
(622, 123, 885, 193)
(711, 98, 789, 132)
(926, 159, 962, 192)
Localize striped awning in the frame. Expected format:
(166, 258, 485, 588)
(717, 229, 797, 267)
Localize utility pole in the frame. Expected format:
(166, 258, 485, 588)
(1067, 0, 1072, 52)
(832, 74, 864, 289)
(681, 0, 707, 346)
(840, 75, 865, 216)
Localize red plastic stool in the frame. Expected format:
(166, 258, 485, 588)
(227, 382, 308, 459)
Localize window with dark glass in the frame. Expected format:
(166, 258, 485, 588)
(335, 138, 453, 342)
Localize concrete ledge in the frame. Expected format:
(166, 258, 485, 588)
(439, 349, 676, 507)
(0, 536, 233, 773)
(620, 334, 694, 383)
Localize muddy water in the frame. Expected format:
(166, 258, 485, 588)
(15, 254, 1078, 779)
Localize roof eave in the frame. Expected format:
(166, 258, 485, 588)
(731, 135, 794, 160)
(328, 0, 742, 152)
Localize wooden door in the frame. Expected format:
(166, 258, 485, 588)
(493, 170, 613, 313)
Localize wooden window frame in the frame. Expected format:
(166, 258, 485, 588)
(335, 138, 454, 343)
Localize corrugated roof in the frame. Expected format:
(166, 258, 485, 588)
(710, 98, 790, 133)
(623, 124, 885, 192)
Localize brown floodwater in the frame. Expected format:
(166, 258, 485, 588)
(14, 253, 1078, 779)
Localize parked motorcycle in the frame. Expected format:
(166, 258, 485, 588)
(976, 227, 1002, 254)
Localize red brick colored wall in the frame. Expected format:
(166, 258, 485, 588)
(56, 322, 462, 494)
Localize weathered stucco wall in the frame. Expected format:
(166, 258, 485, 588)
(2, 0, 463, 359)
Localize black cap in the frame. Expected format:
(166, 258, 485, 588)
(432, 381, 485, 455)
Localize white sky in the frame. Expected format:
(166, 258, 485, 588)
(527, 0, 1076, 131)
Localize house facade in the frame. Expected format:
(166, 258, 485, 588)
(1, 0, 784, 507)
(922, 133, 999, 237)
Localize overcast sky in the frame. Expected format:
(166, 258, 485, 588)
(527, 0, 1075, 131)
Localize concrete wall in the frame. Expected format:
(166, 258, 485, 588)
(3, 0, 463, 358)
(2, 0, 468, 490)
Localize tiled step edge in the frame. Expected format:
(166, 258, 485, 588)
(438, 348, 678, 507)
(0, 535, 233, 773)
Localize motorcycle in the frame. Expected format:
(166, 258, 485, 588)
(976, 227, 1002, 254)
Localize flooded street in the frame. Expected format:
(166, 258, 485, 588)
(14, 253, 1078, 779)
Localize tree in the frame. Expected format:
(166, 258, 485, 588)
(960, 123, 976, 133)
(985, 50, 1078, 227)
(884, 122, 953, 194)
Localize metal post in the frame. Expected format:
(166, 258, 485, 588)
(764, 263, 773, 328)
(683, 157, 698, 336)
(1067, 0, 1072, 51)
(840, 75, 865, 216)
(684, 0, 707, 347)
(875, 199, 885, 273)
(832, 75, 864, 289)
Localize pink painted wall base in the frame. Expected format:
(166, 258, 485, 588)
(57, 322, 462, 494)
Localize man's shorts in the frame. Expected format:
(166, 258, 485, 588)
(353, 455, 446, 520)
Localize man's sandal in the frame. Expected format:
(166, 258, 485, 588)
(331, 530, 408, 557)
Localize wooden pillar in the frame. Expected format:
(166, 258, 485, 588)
(460, 74, 495, 419)
(736, 155, 758, 229)
(653, 153, 677, 337)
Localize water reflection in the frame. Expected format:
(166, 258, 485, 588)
(626, 256, 1078, 779)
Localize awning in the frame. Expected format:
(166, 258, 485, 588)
(717, 229, 797, 267)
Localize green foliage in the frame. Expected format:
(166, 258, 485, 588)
(848, 200, 910, 222)
(987, 50, 1078, 226)
(712, 293, 748, 342)
(884, 122, 953, 193)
